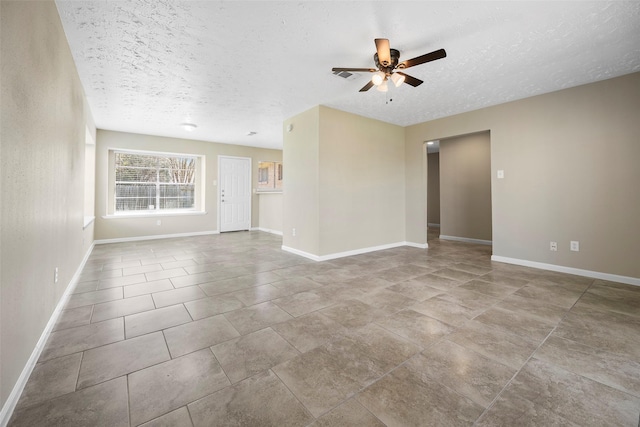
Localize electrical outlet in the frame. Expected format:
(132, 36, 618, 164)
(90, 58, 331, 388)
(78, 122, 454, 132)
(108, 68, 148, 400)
(156, 219, 161, 226)
(54, 267, 59, 283)
(292, 228, 296, 237)
(550, 241, 557, 251)
(570, 241, 580, 252)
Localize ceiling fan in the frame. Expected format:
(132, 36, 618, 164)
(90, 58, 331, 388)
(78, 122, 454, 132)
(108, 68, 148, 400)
(332, 38, 446, 92)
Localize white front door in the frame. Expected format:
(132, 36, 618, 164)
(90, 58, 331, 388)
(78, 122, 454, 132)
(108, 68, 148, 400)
(219, 156, 252, 232)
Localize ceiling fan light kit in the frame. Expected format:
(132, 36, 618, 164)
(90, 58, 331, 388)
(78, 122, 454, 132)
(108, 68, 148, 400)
(332, 38, 446, 92)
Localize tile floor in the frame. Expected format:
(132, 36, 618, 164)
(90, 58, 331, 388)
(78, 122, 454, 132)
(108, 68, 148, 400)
(8, 230, 640, 426)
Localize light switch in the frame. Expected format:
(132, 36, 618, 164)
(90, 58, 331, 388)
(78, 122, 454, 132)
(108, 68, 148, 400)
(497, 170, 504, 179)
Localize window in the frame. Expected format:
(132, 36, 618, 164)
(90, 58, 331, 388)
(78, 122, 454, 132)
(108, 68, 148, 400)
(114, 151, 197, 213)
(257, 161, 283, 191)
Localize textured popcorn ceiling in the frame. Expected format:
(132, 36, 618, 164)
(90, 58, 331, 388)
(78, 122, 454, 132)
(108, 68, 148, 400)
(55, 1, 640, 149)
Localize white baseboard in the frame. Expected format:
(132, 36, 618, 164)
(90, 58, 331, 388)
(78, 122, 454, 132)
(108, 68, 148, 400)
(0, 243, 95, 427)
(439, 235, 492, 246)
(282, 241, 428, 262)
(94, 230, 219, 245)
(255, 227, 283, 236)
(491, 255, 640, 286)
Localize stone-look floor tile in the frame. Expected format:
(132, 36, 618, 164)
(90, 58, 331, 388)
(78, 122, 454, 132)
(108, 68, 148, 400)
(311, 398, 385, 427)
(128, 349, 230, 426)
(514, 282, 584, 309)
(450, 262, 493, 275)
(447, 320, 539, 370)
(439, 287, 500, 311)
(535, 335, 640, 397)
(475, 394, 582, 427)
(139, 256, 177, 266)
(431, 267, 480, 282)
(212, 327, 299, 383)
(356, 363, 484, 426)
(104, 260, 141, 271)
(91, 294, 155, 323)
(224, 301, 294, 335)
(9, 377, 129, 427)
(375, 309, 454, 348)
(98, 273, 147, 289)
(496, 293, 569, 324)
(152, 285, 207, 308)
(230, 283, 291, 306)
(410, 295, 479, 326)
(457, 279, 519, 298)
(386, 279, 444, 301)
(16, 353, 82, 410)
(53, 306, 92, 331)
(123, 278, 174, 298)
(168, 272, 214, 288)
(354, 288, 415, 315)
(40, 318, 124, 362)
(409, 273, 463, 291)
(418, 340, 516, 407)
(163, 314, 240, 358)
(77, 331, 170, 389)
(125, 304, 192, 338)
(373, 264, 433, 283)
(478, 272, 530, 288)
(319, 299, 385, 328)
(575, 285, 640, 318)
(183, 294, 244, 320)
(139, 407, 193, 427)
(161, 259, 198, 270)
(273, 291, 336, 317)
(553, 305, 640, 360)
(270, 277, 322, 293)
(272, 347, 365, 417)
(478, 358, 640, 427)
(274, 324, 420, 417)
(65, 287, 123, 309)
(188, 370, 313, 427)
(271, 312, 347, 353)
(474, 306, 556, 342)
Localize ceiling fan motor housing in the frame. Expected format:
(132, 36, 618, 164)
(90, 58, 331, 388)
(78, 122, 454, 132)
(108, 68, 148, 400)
(374, 48, 401, 74)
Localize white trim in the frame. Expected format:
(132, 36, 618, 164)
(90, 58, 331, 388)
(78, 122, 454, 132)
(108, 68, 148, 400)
(94, 230, 219, 245)
(282, 241, 428, 262)
(439, 235, 492, 245)
(102, 211, 206, 220)
(83, 216, 95, 229)
(491, 255, 640, 286)
(0, 243, 95, 427)
(255, 227, 283, 236)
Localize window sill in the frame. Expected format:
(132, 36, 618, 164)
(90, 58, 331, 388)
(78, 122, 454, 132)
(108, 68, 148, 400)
(256, 191, 283, 194)
(102, 211, 207, 219)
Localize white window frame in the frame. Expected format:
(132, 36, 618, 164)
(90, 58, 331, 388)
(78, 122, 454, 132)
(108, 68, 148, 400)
(105, 149, 205, 218)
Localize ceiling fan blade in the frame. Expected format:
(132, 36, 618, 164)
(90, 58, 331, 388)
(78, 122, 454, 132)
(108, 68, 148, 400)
(375, 38, 391, 66)
(398, 48, 446, 69)
(332, 67, 377, 73)
(396, 72, 423, 87)
(359, 81, 374, 92)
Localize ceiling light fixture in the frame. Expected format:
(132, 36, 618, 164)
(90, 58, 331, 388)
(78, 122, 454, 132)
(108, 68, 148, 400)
(376, 79, 389, 92)
(180, 123, 197, 132)
(371, 71, 385, 86)
(390, 73, 405, 88)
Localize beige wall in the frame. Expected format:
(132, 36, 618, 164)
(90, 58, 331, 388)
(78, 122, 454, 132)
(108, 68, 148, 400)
(95, 130, 282, 241)
(427, 153, 440, 226)
(406, 72, 640, 279)
(258, 193, 283, 235)
(0, 0, 96, 407)
(439, 132, 492, 241)
(283, 106, 405, 258)
(283, 106, 321, 255)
